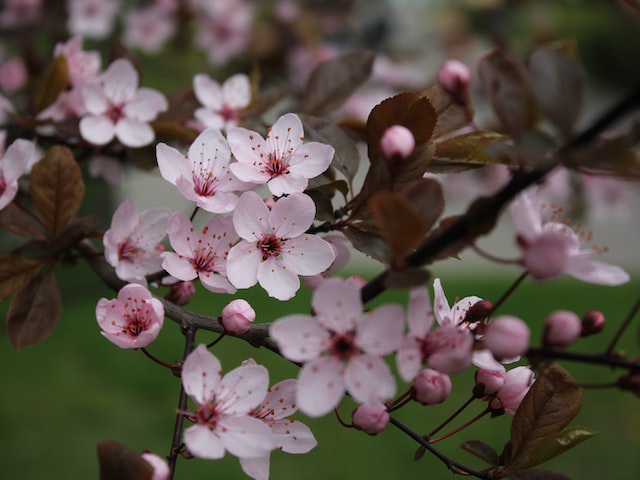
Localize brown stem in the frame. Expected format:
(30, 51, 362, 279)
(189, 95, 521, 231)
(527, 346, 640, 371)
(140, 347, 176, 370)
(429, 407, 490, 444)
(488, 271, 528, 317)
(428, 394, 477, 438)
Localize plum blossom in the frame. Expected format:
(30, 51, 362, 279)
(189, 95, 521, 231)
(80, 58, 168, 147)
(156, 128, 251, 213)
(510, 190, 629, 285)
(352, 404, 390, 435)
(161, 212, 237, 294)
(240, 376, 317, 480)
(221, 299, 255, 334)
(193, 73, 251, 131)
(0, 57, 27, 94)
(0, 0, 42, 27)
(0, 137, 36, 210)
(412, 369, 452, 405)
(122, 6, 176, 54)
(54, 36, 101, 85)
(180, 345, 276, 460)
(489, 366, 535, 414)
(228, 113, 335, 197)
(103, 197, 170, 284)
(269, 277, 403, 417)
(302, 233, 351, 290)
(67, 0, 120, 39)
(483, 315, 530, 361)
(96, 283, 164, 349)
(226, 191, 335, 300)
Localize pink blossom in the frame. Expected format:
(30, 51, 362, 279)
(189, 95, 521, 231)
(96, 283, 164, 349)
(269, 277, 403, 417)
(0, 138, 36, 210)
(543, 310, 581, 348)
(302, 233, 351, 290)
(103, 197, 170, 284)
(164, 281, 196, 306)
(156, 128, 250, 213)
(221, 299, 255, 334)
(483, 315, 530, 361)
(490, 366, 535, 414)
(226, 191, 335, 300)
(122, 6, 176, 54)
(510, 190, 630, 285)
(141, 452, 170, 480)
(54, 36, 101, 85)
(412, 369, 452, 405)
(181, 345, 276, 460)
(0, 57, 27, 94)
(80, 58, 168, 147)
(240, 377, 317, 480)
(36, 86, 87, 123)
(228, 113, 335, 197)
(352, 404, 390, 435)
(161, 212, 237, 294)
(475, 368, 506, 396)
(380, 125, 415, 160)
(67, 0, 120, 39)
(0, 0, 42, 27)
(437, 59, 472, 103)
(193, 73, 251, 131)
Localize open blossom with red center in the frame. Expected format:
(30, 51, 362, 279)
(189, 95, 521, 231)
(103, 197, 170, 284)
(227, 112, 334, 197)
(180, 345, 276, 461)
(96, 283, 164, 349)
(161, 211, 237, 294)
(269, 277, 404, 417)
(79, 58, 168, 147)
(226, 191, 335, 300)
(193, 73, 251, 131)
(156, 128, 251, 213)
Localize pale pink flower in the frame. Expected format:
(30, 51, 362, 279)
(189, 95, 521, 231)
(510, 190, 629, 285)
(156, 128, 250, 213)
(475, 368, 506, 396)
(0, 57, 27, 94)
(67, 0, 119, 39)
(80, 58, 168, 147)
(181, 344, 276, 460)
(483, 315, 530, 361)
(543, 310, 582, 348)
(226, 191, 335, 300)
(0, 138, 36, 210)
(228, 113, 335, 197)
(96, 283, 164, 349)
(122, 6, 176, 54)
(36, 85, 87, 123)
(161, 212, 237, 294)
(269, 277, 403, 417)
(141, 452, 170, 480)
(352, 404, 390, 435)
(0, 0, 42, 27)
(221, 299, 255, 334)
(302, 233, 351, 290)
(490, 366, 535, 414)
(193, 73, 251, 131)
(412, 369, 452, 405)
(103, 197, 170, 284)
(240, 377, 317, 480)
(54, 36, 101, 85)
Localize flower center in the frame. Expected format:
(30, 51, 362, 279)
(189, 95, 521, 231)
(330, 332, 357, 361)
(107, 103, 125, 123)
(191, 247, 217, 272)
(122, 312, 150, 338)
(258, 233, 283, 260)
(265, 152, 289, 178)
(118, 239, 142, 262)
(196, 402, 220, 430)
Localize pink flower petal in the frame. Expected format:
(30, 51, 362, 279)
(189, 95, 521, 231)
(510, 191, 542, 241)
(222, 73, 251, 109)
(156, 142, 191, 185)
(311, 277, 362, 333)
(344, 354, 396, 405)
(269, 315, 330, 362)
(297, 356, 345, 417)
(193, 73, 223, 110)
(199, 270, 236, 294)
(233, 191, 269, 241)
(182, 344, 221, 405)
(260, 378, 298, 420)
(356, 304, 403, 355)
(432, 278, 453, 327)
(81, 81, 108, 115)
(103, 58, 138, 104)
(115, 118, 155, 147)
(269, 192, 315, 238)
(266, 113, 304, 155)
(288, 142, 334, 177)
(256, 257, 300, 300)
(271, 418, 317, 453)
(184, 424, 225, 459)
(565, 257, 630, 286)
(396, 336, 422, 382)
(161, 252, 197, 281)
(226, 241, 261, 289)
(80, 115, 115, 145)
(407, 287, 434, 337)
(217, 415, 275, 458)
(125, 88, 168, 121)
(239, 456, 269, 480)
(2, 139, 33, 182)
(282, 234, 335, 276)
(266, 173, 308, 197)
(217, 364, 270, 415)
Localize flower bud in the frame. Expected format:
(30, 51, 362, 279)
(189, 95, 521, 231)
(352, 404, 389, 435)
(581, 310, 605, 337)
(543, 310, 581, 348)
(463, 299, 492, 325)
(484, 315, 530, 360)
(220, 299, 255, 334)
(491, 366, 534, 414)
(475, 368, 505, 396)
(164, 281, 195, 306)
(141, 452, 170, 480)
(412, 369, 452, 405)
(436, 59, 471, 104)
(380, 125, 415, 161)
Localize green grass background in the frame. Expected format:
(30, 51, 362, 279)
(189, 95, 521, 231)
(2, 260, 639, 480)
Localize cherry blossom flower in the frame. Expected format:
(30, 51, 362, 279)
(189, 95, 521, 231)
(543, 310, 582, 348)
(226, 191, 335, 300)
(67, 0, 120, 39)
(161, 211, 237, 294)
(0, 57, 27, 94)
(269, 277, 403, 417)
(483, 315, 530, 360)
(180, 344, 275, 460)
(80, 58, 168, 147)
(96, 283, 164, 349)
(352, 404, 390, 435)
(221, 299, 255, 334)
(103, 197, 170, 284)
(54, 36, 101, 85)
(156, 128, 251, 213)
(193, 73, 251, 131)
(0, 137, 36, 210)
(302, 233, 351, 290)
(510, 190, 629, 285)
(122, 6, 176, 54)
(412, 369, 452, 405)
(0, 0, 42, 27)
(240, 376, 317, 480)
(489, 366, 535, 414)
(227, 113, 335, 197)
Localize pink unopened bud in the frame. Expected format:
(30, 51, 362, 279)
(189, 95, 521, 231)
(475, 368, 506, 396)
(164, 281, 195, 306)
(484, 315, 530, 360)
(581, 310, 605, 337)
(380, 125, 415, 160)
(141, 452, 170, 480)
(352, 404, 390, 435)
(220, 299, 255, 334)
(543, 310, 581, 348)
(463, 299, 492, 325)
(412, 369, 452, 405)
(436, 59, 472, 104)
